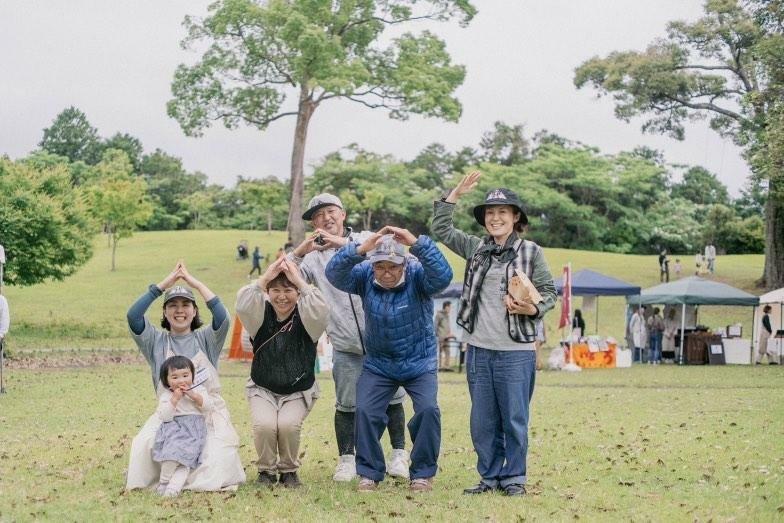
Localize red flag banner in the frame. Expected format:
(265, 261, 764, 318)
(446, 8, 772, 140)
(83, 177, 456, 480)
(558, 264, 571, 329)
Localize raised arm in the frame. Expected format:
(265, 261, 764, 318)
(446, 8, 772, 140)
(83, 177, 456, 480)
(325, 240, 374, 295)
(431, 171, 483, 259)
(411, 236, 453, 297)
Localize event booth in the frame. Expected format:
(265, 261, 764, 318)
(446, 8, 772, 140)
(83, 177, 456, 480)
(755, 287, 784, 361)
(555, 269, 641, 368)
(627, 277, 759, 364)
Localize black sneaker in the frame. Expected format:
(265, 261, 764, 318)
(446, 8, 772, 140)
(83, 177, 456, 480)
(279, 471, 302, 489)
(257, 471, 277, 487)
(463, 482, 496, 494)
(502, 483, 526, 496)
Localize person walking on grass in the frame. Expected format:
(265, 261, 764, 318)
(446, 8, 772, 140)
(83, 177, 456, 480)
(435, 301, 453, 370)
(658, 250, 670, 282)
(249, 246, 263, 277)
(288, 194, 409, 482)
(126, 262, 245, 492)
(756, 305, 778, 365)
(236, 257, 328, 488)
(432, 171, 557, 497)
(326, 227, 452, 493)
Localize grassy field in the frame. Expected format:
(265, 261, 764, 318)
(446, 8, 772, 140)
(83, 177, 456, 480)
(0, 361, 782, 521)
(0, 231, 780, 521)
(2, 230, 764, 351)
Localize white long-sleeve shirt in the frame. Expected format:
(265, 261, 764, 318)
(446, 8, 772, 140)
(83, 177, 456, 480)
(0, 295, 9, 338)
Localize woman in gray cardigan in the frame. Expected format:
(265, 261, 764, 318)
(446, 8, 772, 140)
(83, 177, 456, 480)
(431, 171, 556, 497)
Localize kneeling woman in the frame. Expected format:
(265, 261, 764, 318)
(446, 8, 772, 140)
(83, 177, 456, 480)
(236, 257, 328, 488)
(126, 262, 245, 492)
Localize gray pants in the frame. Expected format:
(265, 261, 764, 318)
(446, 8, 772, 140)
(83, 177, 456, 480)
(333, 350, 405, 412)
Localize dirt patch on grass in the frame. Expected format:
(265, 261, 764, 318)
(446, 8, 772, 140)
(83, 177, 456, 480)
(3, 350, 145, 369)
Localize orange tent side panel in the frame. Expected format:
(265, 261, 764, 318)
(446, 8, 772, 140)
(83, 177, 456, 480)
(228, 315, 254, 361)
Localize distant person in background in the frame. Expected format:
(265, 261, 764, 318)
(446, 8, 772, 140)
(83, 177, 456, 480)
(695, 252, 708, 276)
(647, 307, 664, 365)
(658, 250, 669, 282)
(237, 242, 248, 260)
(662, 308, 678, 363)
(249, 246, 263, 277)
(673, 258, 682, 279)
(572, 309, 585, 338)
(630, 306, 647, 363)
(435, 301, 453, 370)
(0, 293, 9, 353)
(756, 305, 777, 365)
(704, 244, 717, 273)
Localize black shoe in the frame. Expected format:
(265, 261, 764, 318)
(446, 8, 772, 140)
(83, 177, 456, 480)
(463, 482, 496, 494)
(770, 361, 779, 365)
(257, 471, 277, 487)
(279, 471, 302, 489)
(502, 483, 526, 496)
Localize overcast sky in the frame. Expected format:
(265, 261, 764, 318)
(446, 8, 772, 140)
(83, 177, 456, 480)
(0, 0, 750, 195)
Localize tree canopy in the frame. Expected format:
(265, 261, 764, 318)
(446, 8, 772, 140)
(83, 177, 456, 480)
(0, 158, 94, 286)
(168, 0, 475, 242)
(574, 0, 784, 288)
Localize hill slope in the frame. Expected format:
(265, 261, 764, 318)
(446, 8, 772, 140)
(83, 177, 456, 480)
(3, 230, 764, 350)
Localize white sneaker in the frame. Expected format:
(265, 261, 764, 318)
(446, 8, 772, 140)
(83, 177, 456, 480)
(333, 454, 357, 482)
(387, 449, 410, 479)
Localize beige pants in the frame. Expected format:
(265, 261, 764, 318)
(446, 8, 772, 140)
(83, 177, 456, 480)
(248, 392, 313, 474)
(438, 338, 451, 368)
(757, 330, 776, 363)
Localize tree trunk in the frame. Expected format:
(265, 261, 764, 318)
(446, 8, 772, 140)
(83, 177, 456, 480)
(111, 233, 118, 272)
(267, 210, 273, 232)
(364, 209, 372, 231)
(763, 175, 784, 290)
(286, 86, 316, 244)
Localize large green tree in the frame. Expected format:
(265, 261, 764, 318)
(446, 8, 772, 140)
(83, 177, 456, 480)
(671, 166, 730, 205)
(574, 0, 784, 289)
(0, 158, 94, 286)
(168, 0, 474, 242)
(140, 150, 208, 230)
(39, 107, 102, 164)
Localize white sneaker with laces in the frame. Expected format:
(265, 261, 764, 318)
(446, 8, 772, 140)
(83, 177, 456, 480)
(387, 449, 410, 479)
(333, 454, 357, 482)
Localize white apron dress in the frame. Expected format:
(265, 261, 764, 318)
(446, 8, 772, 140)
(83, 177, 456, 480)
(126, 339, 246, 491)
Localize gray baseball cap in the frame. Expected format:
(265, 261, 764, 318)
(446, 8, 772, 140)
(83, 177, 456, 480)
(368, 235, 406, 265)
(163, 285, 196, 305)
(302, 193, 343, 221)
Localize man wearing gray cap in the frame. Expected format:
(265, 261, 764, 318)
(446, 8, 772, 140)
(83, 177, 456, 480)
(288, 193, 408, 482)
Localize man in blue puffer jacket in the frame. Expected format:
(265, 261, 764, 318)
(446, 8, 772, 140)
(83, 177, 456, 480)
(326, 225, 452, 493)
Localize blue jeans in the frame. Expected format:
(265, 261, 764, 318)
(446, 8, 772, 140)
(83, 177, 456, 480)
(466, 346, 536, 488)
(355, 369, 440, 482)
(649, 332, 662, 362)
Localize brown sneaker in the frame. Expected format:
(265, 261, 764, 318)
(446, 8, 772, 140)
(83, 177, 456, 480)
(409, 477, 433, 492)
(357, 477, 378, 492)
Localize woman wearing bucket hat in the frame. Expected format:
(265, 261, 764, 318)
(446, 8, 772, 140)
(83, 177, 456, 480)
(125, 261, 245, 492)
(431, 171, 556, 496)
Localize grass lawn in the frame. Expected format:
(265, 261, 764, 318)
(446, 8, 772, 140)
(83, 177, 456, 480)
(2, 230, 764, 351)
(0, 360, 782, 521)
